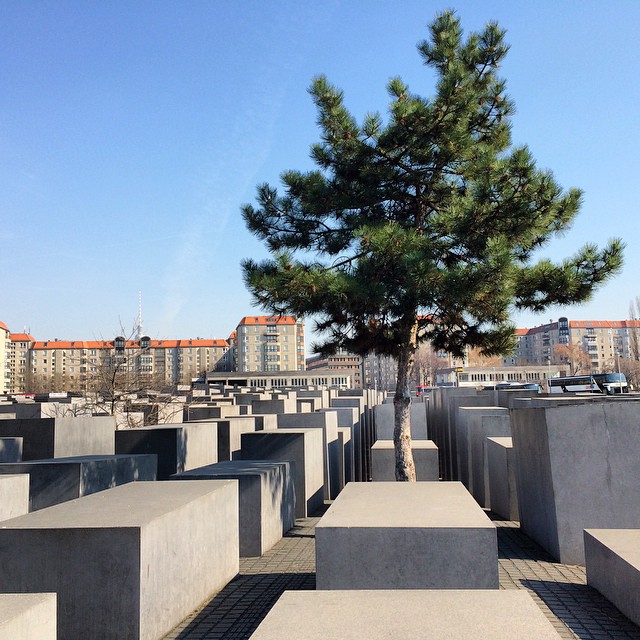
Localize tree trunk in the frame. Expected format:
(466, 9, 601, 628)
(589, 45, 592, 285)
(393, 320, 418, 481)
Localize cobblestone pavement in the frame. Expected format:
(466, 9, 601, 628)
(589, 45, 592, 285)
(163, 513, 640, 640)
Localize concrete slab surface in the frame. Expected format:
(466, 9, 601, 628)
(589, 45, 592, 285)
(315, 482, 498, 589)
(248, 589, 563, 639)
(0, 593, 56, 640)
(162, 513, 640, 640)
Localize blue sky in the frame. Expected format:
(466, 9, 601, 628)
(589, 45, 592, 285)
(2, 1, 639, 348)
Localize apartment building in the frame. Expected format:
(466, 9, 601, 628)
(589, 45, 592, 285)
(1, 322, 11, 394)
(514, 317, 640, 373)
(307, 348, 364, 388)
(8, 332, 35, 394)
(234, 316, 305, 373)
(25, 337, 234, 393)
(0, 315, 303, 394)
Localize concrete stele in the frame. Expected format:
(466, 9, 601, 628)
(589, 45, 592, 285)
(248, 590, 562, 639)
(373, 402, 429, 440)
(0, 593, 57, 640)
(585, 528, 640, 628)
(0, 480, 239, 640)
(511, 399, 640, 564)
(172, 460, 295, 557)
(276, 412, 340, 499)
(0, 436, 23, 462)
(115, 422, 217, 479)
(240, 428, 324, 518)
(316, 481, 498, 590)
(0, 454, 157, 511)
(0, 416, 115, 460)
(0, 474, 29, 521)
(486, 436, 519, 521)
(370, 439, 439, 481)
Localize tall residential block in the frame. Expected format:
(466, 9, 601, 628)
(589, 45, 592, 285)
(234, 316, 305, 373)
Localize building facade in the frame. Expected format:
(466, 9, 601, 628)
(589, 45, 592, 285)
(514, 317, 640, 373)
(4, 314, 637, 394)
(234, 316, 305, 373)
(1, 315, 303, 394)
(0, 322, 11, 394)
(307, 348, 364, 388)
(19, 337, 233, 394)
(8, 332, 35, 394)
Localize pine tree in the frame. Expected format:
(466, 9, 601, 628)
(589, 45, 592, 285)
(241, 11, 624, 480)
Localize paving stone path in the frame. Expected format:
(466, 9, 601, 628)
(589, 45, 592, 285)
(164, 513, 640, 640)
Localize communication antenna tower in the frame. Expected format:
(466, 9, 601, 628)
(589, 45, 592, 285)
(136, 291, 143, 340)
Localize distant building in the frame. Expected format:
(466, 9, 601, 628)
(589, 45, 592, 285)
(204, 368, 352, 390)
(438, 364, 565, 388)
(514, 317, 640, 373)
(8, 332, 35, 394)
(21, 337, 232, 394)
(0, 314, 304, 394)
(3, 314, 637, 393)
(0, 321, 11, 394)
(234, 316, 305, 373)
(307, 348, 363, 388)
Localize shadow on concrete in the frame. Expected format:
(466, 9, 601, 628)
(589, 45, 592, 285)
(494, 522, 556, 562)
(171, 572, 315, 640)
(520, 579, 640, 640)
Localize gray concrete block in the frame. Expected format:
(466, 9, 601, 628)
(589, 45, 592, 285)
(373, 402, 428, 440)
(0, 417, 115, 460)
(337, 427, 352, 485)
(229, 393, 269, 406)
(486, 437, 519, 521)
(172, 460, 295, 557)
(251, 398, 297, 415)
(428, 388, 493, 481)
(0, 454, 157, 511)
(240, 429, 324, 518)
(0, 593, 57, 640)
(248, 590, 561, 639)
(0, 474, 29, 521)
(0, 403, 58, 420)
(330, 398, 368, 482)
(296, 389, 330, 409)
(319, 407, 361, 482)
(296, 398, 318, 413)
(316, 482, 498, 590)
(512, 400, 640, 564)
(0, 480, 239, 640)
(457, 407, 510, 507)
(371, 440, 439, 481)
(185, 404, 242, 421)
(585, 529, 640, 627)
(0, 437, 22, 462)
(277, 412, 340, 499)
(255, 414, 278, 431)
(214, 417, 257, 461)
(115, 422, 217, 479)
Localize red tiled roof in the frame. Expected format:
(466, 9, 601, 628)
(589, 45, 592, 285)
(237, 315, 296, 326)
(31, 338, 230, 350)
(515, 319, 640, 336)
(569, 320, 640, 329)
(10, 333, 35, 342)
(0, 321, 9, 333)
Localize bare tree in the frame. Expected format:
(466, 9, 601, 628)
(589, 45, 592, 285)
(553, 342, 591, 375)
(411, 344, 447, 388)
(628, 298, 640, 361)
(465, 348, 505, 368)
(618, 357, 640, 390)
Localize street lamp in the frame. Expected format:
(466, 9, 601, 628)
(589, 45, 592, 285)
(546, 355, 551, 393)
